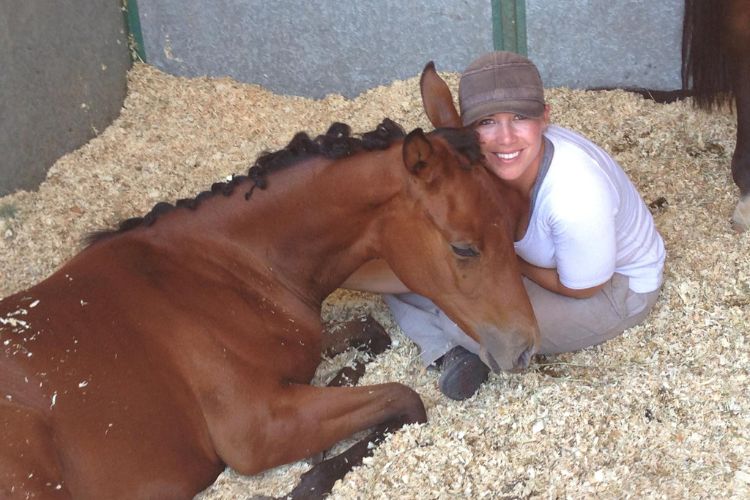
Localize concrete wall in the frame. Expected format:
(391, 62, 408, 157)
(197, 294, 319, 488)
(0, 0, 131, 196)
(526, 0, 683, 90)
(137, 0, 684, 99)
(137, 0, 494, 99)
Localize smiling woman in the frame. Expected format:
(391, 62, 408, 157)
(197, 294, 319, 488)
(344, 53, 666, 401)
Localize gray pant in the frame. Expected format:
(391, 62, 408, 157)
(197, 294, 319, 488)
(384, 273, 661, 366)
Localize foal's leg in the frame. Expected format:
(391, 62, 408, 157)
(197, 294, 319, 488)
(286, 421, 403, 499)
(323, 315, 391, 387)
(228, 382, 426, 500)
(283, 383, 425, 500)
(725, 0, 750, 230)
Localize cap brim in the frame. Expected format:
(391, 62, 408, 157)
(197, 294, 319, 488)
(462, 99, 545, 126)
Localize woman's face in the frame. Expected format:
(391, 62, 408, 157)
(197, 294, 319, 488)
(473, 106, 550, 190)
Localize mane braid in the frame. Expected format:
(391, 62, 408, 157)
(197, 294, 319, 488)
(244, 118, 405, 199)
(84, 119, 405, 246)
(434, 127, 483, 169)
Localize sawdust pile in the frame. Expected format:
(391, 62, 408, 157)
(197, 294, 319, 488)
(1, 64, 748, 499)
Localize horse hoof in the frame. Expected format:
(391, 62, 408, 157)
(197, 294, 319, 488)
(731, 194, 750, 232)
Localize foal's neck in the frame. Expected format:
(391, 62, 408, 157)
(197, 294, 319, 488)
(213, 146, 404, 305)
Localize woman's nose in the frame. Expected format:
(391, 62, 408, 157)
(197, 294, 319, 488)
(489, 121, 516, 143)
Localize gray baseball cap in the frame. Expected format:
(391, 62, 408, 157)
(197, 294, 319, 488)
(459, 51, 545, 126)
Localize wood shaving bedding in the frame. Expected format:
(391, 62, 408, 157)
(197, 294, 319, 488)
(1, 64, 747, 499)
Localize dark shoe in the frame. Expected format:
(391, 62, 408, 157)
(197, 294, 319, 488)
(438, 346, 490, 401)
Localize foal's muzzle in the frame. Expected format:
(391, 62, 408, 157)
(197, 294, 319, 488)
(478, 326, 539, 373)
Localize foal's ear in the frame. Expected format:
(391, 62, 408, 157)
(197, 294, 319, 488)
(420, 61, 462, 128)
(403, 128, 435, 177)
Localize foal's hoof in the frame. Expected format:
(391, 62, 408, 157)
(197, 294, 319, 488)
(731, 195, 750, 232)
(358, 316, 392, 355)
(322, 315, 391, 357)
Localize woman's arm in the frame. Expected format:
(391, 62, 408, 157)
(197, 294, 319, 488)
(517, 257, 605, 299)
(340, 259, 411, 294)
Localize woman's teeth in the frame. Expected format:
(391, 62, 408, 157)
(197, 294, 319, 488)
(495, 151, 520, 160)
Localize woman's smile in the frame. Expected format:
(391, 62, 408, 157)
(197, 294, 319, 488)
(494, 150, 521, 161)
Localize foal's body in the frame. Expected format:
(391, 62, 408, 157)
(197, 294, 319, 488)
(1, 121, 538, 498)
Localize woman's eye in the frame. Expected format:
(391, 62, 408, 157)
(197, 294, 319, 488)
(450, 243, 480, 258)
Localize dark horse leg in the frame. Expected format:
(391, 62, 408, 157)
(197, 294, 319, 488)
(724, 0, 750, 229)
(285, 422, 398, 499)
(683, 0, 750, 230)
(322, 315, 392, 387)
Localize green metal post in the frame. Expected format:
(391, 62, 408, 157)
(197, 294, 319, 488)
(123, 0, 147, 62)
(492, 0, 527, 55)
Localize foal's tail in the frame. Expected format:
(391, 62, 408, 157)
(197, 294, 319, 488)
(681, 0, 734, 110)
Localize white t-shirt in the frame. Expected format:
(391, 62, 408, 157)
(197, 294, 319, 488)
(514, 125, 665, 294)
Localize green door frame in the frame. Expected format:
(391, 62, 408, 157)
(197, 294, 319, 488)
(492, 0, 527, 55)
(123, 0, 146, 62)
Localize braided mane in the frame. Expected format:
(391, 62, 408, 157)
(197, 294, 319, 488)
(85, 119, 406, 245)
(433, 127, 483, 169)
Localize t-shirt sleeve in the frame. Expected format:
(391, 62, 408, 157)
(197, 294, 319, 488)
(549, 170, 618, 290)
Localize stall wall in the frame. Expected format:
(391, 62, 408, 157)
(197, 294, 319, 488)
(137, 0, 495, 99)
(0, 0, 131, 196)
(137, 0, 684, 99)
(526, 0, 683, 90)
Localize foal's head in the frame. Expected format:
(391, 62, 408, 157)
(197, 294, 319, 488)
(385, 121, 539, 372)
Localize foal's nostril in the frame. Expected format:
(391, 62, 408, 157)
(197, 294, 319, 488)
(515, 345, 535, 370)
(485, 352, 501, 373)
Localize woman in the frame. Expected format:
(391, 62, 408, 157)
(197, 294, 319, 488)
(344, 51, 666, 400)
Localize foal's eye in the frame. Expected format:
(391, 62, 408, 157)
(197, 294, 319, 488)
(450, 243, 480, 258)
